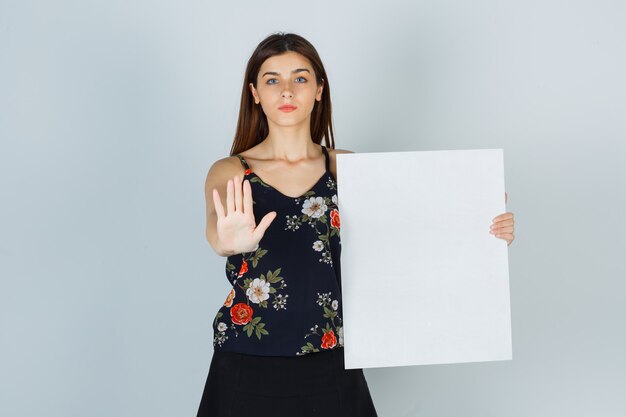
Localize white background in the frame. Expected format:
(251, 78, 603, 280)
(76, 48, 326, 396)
(1, 0, 625, 416)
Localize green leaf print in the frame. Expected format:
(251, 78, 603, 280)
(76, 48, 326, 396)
(251, 248, 268, 268)
(213, 311, 223, 328)
(299, 342, 320, 355)
(255, 323, 269, 339)
(244, 323, 254, 337)
(242, 316, 269, 339)
(265, 268, 283, 284)
(250, 176, 271, 188)
(305, 342, 319, 352)
(323, 305, 337, 319)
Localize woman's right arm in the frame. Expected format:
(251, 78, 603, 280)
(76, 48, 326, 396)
(204, 157, 276, 257)
(204, 157, 238, 256)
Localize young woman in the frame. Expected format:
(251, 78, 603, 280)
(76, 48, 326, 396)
(197, 32, 515, 417)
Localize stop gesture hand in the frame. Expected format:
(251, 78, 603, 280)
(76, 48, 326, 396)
(213, 175, 277, 255)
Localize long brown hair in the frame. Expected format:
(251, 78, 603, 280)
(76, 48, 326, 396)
(229, 32, 335, 156)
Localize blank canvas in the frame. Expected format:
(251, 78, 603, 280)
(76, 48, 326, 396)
(335, 149, 511, 369)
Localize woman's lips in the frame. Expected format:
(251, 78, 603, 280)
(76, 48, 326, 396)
(279, 105, 297, 112)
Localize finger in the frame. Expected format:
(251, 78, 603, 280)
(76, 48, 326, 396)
(226, 179, 234, 214)
(243, 179, 253, 214)
(213, 188, 225, 219)
(495, 232, 514, 241)
(492, 212, 514, 221)
(492, 212, 514, 222)
(234, 175, 242, 212)
(253, 211, 277, 241)
(492, 219, 514, 227)
(492, 226, 514, 234)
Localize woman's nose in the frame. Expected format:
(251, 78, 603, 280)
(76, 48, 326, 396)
(281, 88, 293, 98)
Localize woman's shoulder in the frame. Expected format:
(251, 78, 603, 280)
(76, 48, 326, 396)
(327, 148, 354, 179)
(205, 155, 246, 190)
(327, 148, 355, 164)
(328, 148, 354, 164)
(210, 154, 246, 173)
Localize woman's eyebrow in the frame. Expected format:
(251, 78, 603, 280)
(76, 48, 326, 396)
(262, 68, 311, 77)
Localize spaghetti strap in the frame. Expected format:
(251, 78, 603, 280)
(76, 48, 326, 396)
(321, 145, 330, 172)
(235, 154, 251, 171)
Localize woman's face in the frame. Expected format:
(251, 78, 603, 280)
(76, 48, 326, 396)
(249, 51, 323, 130)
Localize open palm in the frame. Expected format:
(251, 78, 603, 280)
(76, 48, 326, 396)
(213, 175, 277, 255)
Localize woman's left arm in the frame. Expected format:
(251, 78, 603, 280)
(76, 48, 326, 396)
(490, 192, 515, 246)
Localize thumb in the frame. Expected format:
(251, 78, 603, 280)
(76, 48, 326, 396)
(253, 211, 277, 241)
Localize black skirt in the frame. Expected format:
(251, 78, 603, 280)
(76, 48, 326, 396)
(196, 347, 378, 417)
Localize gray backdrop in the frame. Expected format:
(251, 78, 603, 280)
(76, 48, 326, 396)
(1, 0, 624, 416)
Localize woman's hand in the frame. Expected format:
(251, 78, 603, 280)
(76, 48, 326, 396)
(490, 192, 515, 246)
(212, 175, 277, 255)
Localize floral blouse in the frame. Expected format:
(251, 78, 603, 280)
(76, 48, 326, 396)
(211, 144, 344, 357)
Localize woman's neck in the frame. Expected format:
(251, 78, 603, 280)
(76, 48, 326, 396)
(261, 127, 318, 161)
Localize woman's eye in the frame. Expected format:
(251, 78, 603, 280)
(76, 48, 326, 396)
(266, 77, 306, 85)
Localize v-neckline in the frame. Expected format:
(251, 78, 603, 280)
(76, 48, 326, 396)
(239, 145, 330, 199)
(249, 170, 329, 200)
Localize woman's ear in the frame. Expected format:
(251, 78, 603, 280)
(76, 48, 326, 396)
(316, 78, 324, 101)
(249, 82, 260, 104)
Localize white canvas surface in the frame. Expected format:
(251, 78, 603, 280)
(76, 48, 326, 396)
(336, 149, 511, 370)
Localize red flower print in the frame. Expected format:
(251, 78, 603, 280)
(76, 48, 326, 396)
(330, 209, 340, 229)
(223, 288, 235, 307)
(244, 168, 252, 175)
(321, 329, 337, 349)
(237, 259, 248, 277)
(230, 302, 253, 325)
